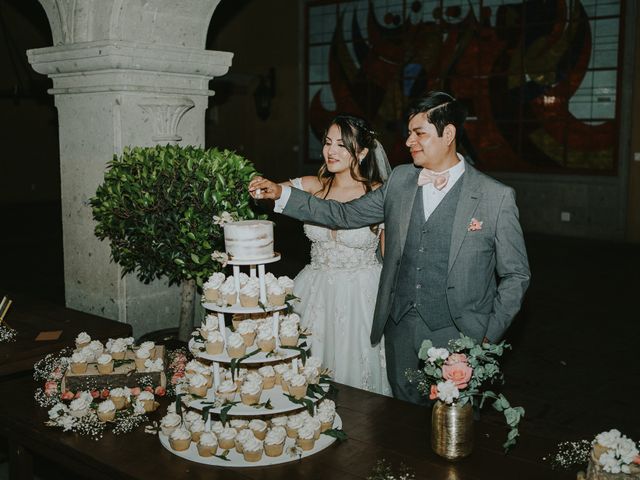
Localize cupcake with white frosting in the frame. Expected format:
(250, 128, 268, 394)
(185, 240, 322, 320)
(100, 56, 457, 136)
(235, 428, 255, 453)
(279, 319, 299, 347)
(256, 327, 276, 353)
(160, 412, 182, 436)
(237, 319, 257, 347)
(316, 409, 335, 432)
(296, 422, 316, 450)
(288, 373, 308, 399)
(185, 359, 208, 376)
(267, 282, 286, 306)
(69, 393, 92, 418)
(70, 351, 88, 374)
(258, 365, 276, 389)
(274, 363, 290, 386)
(304, 417, 322, 440)
(220, 277, 237, 306)
(144, 358, 164, 372)
(184, 410, 201, 428)
(278, 276, 294, 295)
(248, 419, 268, 440)
(286, 413, 305, 438)
(264, 426, 287, 457)
(189, 418, 206, 443)
(281, 369, 295, 394)
(210, 420, 225, 437)
(270, 415, 288, 428)
(203, 272, 226, 303)
(109, 387, 130, 410)
(138, 390, 155, 412)
(96, 353, 114, 374)
(139, 341, 156, 356)
(226, 332, 246, 358)
(216, 379, 237, 402)
(240, 380, 262, 406)
(97, 399, 116, 422)
(134, 347, 151, 371)
(75, 331, 91, 349)
(217, 427, 237, 450)
(317, 398, 336, 414)
(237, 272, 250, 286)
(239, 278, 260, 308)
(107, 338, 128, 360)
(242, 435, 264, 462)
(303, 365, 320, 384)
(188, 373, 209, 397)
(264, 272, 277, 286)
(197, 431, 218, 457)
(205, 330, 224, 355)
(169, 427, 191, 451)
(230, 419, 249, 431)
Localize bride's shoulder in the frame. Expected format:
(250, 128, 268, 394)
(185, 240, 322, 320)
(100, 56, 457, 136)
(297, 176, 323, 193)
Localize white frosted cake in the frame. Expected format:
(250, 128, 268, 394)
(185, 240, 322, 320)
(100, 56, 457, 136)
(224, 221, 274, 260)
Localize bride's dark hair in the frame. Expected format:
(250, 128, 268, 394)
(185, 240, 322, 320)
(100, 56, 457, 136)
(315, 114, 384, 198)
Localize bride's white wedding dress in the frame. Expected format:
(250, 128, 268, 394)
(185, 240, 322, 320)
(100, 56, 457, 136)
(290, 179, 392, 396)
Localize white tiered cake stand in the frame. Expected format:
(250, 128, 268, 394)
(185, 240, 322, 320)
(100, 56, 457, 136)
(159, 252, 341, 466)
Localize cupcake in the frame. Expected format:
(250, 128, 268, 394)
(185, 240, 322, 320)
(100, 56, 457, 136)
(188, 373, 209, 397)
(267, 282, 286, 307)
(69, 352, 88, 374)
(281, 369, 295, 394)
(185, 359, 208, 376)
(220, 277, 237, 306)
(317, 409, 335, 432)
(258, 365, 276, 389)
(205, 330, 224, 355)
(189, 418, 206, 443)
(274, 363, 290, 386)
(169, 427, 191, 451)
(134, 347, 151, 371)
(270, 415, 288, 429)
(256, 328, 276, 353)
(304, 417, 322, 440)
(139, 341, 156, 357)
(231, 313, 249, 330)
(109, 387, 130, 410)
(278, 276, 295, 295)
(184, 410, 201, 428)
(264, 426, 287, 457)
(286, 414, 305, 439)
(317, 398, 336, 413)
(242, 436, 264, 462)
(240, 380, 262, 406)
(237, 272, 250, 286)
(303, 365, 320, 385)
(306, 356, 322, 371)
(296, 423, 316, 451)
(288, 373, 308, 399)
(97, 399, 116, 422)
(160, 412, 182, 436)
(96, 353, 114, 374)
(203, 272, 225, 303)
(249, 419, 268, 440)
(264, 272, 277, 286)
(69, 395, 91, 418)
(107, 338, 128, 360)
(75, 331, 91, 349)
(197, 432, 218, 457)
(239, 279, 260, 308)
(138, 390, 156, 412)
(217, 427, 237, 450)
(230, 419, 249, 431)
(226, 332, 246, 359)
(235, 428, 255, 453)
(216, 380, 237, 402)
(237, 320, 257, 347)
(279, 319, 299, 347)
(210, 420, 225, 437)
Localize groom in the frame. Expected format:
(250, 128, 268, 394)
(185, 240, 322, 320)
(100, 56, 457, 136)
(249, 91, 530, 404)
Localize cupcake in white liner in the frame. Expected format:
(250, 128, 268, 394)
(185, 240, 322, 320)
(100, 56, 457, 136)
(184, 410, 202, 428)
(197, 431, 218, 457)
(264, 426, 287, 457)
(239, 278, 260, 308)
(205, 330, 225, 355)
(303, 365, 320, 384)
(161, 412, 182, 436)
(235, 428, 256, 453)
(296, 423, 316, 451)
(69, 394, 91, 418)
(200, 314, 219, 334)
(188, 373, 209, 397)
(189, 418, 206, 443)
(107, 338, 128, 360)
(237, 272, 250, 286)
(316, 409, 336, 432)
(75, 331, 91, 349)
(267, 282, 286, 307)
(139, 340, 156, 355)
(97, 399, 116, 422)
(258, 365, 276, 389)
(169, 427, 191, 451)
(264, 272, 277, 286)
(216, 379, 237, 402)
(199, 324, 218, 342)
(144, 358, 163, 372)
(96, 353, 114, 374)
(230, 419, 249, 431)
(288, 373, 308, 399)
(279, 319, 299, 347)
(138, 390, 156, 413)
(242, 435, 264, 462)
(274, 363, 290, 386)
(270, 415, 288, 429)
(304, 417, 322, 440)
(220, 277, 237, 306)
(237, 319, 257, 347)
(70, 351, 88, 374)
(286, 413, 305, 439)
(203, 272, 226, 303)
(210, 420, 225, 436)
(226, 332, 246, 359)
(256, 327, 276, 353)
(185, 359, 208, 375)
(245, 370, 263, 384)
(305, 356, 322, 371)
(248, 419, 268, 441)
(281, 369, 296, 394)
(317, 398, 336, 414)
(240, 380, 262, 406)
(134, 347, 151, 371)
(278, 276, 295, 295)
(217, 427, 237, 450)
(109, 387, 131, 410)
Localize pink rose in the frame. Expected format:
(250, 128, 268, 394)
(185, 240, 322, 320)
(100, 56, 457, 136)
(171, 372, 184, 385)
(155, 386, 166, 397)
(74, 392, 82, 399)
(446, 353, 468, 365)
(442, 362, 473, 390)
(144, 386, 153, 393)
(634, 455, 640, 465)
(129, 387, 141, 396)
(429, 385, 438, 400)
(90, 390, 99, 399)
(61, 391, 75, 400)
(44, 381, 58, 397)
(100, 389, 110, 399)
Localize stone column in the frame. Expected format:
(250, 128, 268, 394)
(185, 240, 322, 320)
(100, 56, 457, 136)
(27, 0, 232, 336)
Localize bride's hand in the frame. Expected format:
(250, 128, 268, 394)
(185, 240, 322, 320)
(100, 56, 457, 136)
(248, 177, 283, 200)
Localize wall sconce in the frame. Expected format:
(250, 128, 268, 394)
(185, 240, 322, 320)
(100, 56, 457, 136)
(254, 67, 276, 121)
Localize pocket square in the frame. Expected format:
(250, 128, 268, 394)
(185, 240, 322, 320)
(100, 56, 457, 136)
(468, 218, 483, 231)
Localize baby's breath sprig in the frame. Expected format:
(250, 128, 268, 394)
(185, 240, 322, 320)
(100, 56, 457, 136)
(0, 324, 17, 343)
(544, 440, 592, 470)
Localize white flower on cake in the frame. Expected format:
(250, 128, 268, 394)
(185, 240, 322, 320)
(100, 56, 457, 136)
(436, 380, 460, 404)
(316, 409, 335, 424)
(139, 341, 155, 351)
(97, 353, 112, 365)
(98, 399, 116, 413)
(110, 387, 131, 399)
(211, 250, 229, 266)
(615, 437, 639, 465)
(59, 415, 76, 432)
(138, 390, 154, 401)
(317, 399, 336, 413)
(144, 358, 163, 372)
(69, 396, 91, 415)
(203, 272, 226, 290)
(596, 429, 622, 449)
(213, 211, 234, 226)
(426, 347, 450, 364)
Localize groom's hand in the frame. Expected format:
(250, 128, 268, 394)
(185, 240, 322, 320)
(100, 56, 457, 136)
(248, 177, 283, 200)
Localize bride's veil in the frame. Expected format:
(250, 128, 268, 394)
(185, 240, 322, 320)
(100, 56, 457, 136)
(372, 139, 392, 182)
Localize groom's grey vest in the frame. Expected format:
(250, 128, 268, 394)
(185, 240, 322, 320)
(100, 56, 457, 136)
(390, 178, 463, 330)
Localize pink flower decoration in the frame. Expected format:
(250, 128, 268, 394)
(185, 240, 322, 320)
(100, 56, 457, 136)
(429, 385, 438, 400)
(129, 387, 141, 396)
(100, 388, 110, 399)
(442, 362, 473, 390)
(61, 391, 74, 401)
(90, 390, 99, 399)
(634, 455, 640, 465)
(44, 381, 58, 397)
(468, 218, 483, 232)
(155, 386, 166, 397)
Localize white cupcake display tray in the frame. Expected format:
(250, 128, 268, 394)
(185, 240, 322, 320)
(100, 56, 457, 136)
(158, 415, 342, 467)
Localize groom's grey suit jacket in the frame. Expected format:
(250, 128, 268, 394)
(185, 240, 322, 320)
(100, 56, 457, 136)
(283, 161, 530, 345)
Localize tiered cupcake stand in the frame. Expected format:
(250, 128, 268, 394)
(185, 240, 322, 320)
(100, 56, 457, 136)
(158, 253, 341, 466)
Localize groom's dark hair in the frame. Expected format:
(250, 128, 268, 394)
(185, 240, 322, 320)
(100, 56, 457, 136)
(407, 91, 467, 144)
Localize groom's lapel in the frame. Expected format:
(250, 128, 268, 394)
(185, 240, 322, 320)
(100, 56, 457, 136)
(448, 162, 483, 273)
(397, 167, 420, 258)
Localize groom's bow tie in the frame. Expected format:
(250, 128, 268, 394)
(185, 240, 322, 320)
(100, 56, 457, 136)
(417, 169, 450, 190)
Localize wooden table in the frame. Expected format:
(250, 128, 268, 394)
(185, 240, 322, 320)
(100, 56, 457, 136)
(0, 375, 578, 480)
(0, 293, 132, 378)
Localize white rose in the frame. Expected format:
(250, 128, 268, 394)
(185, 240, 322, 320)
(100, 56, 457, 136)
(596, 429, 622, 449)
(48, 402, 68, 420)
(132, 400, 146, 416)
(59, 415, 76, 431)
(599, 450, 622, 474)
(616, 436, 639, 464)
(436, 380, 460, 404)
(427, 347, 449, 364)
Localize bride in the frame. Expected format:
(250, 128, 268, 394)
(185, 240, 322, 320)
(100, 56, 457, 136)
(277, 114, 392, 396)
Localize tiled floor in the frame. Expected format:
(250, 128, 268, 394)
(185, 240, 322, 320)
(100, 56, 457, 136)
(1, 202, 639, 478)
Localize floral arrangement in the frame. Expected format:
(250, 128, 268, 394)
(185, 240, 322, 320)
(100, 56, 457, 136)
(407, 335, 524, 451)
(547, 429, 640, 476)
(367, 459, 415, 480)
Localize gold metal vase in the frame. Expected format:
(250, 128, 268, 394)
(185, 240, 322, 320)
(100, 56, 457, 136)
(431, 400, 474, 460)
